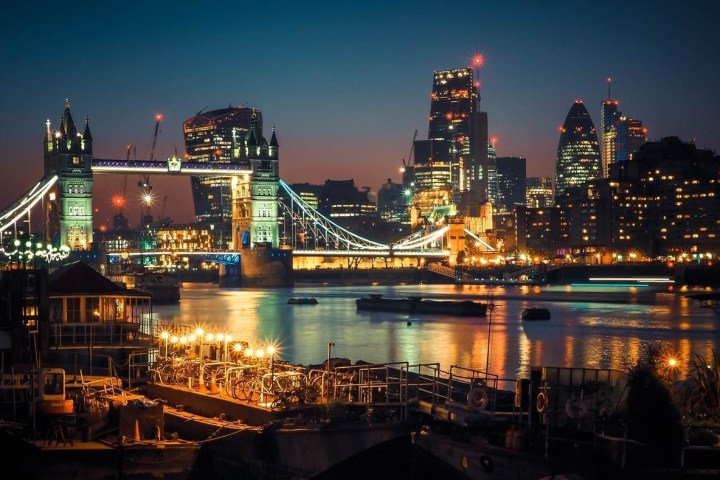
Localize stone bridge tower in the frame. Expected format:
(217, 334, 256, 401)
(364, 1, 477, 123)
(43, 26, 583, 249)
(43, 100, 94, 250)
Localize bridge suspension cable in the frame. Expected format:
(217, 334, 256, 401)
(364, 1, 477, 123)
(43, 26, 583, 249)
(0, 175, 58, 235)
(278, 179, 387, 251)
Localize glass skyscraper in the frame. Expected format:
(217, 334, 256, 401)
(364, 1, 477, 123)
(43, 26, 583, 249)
(555, 101, 601, 196)
(183, 107, 261, 224)
(427, 68, 477, 196)
(496, 156, 526, 212)
(600, 99, 620, 177)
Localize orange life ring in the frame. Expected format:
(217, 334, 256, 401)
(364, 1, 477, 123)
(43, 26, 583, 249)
(536, 391, 548, 413)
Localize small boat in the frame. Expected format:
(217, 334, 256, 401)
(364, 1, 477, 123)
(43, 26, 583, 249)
(356, 294, 487, 317)
(288, 297, 318, 305)
(521, 307, 551, 321)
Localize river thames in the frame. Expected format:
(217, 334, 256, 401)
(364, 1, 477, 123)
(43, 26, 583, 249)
(152, 282, 719, 388)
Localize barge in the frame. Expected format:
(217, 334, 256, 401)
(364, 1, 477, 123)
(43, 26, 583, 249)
(521, 307, 551, 321)
(356, 294, 487, 316)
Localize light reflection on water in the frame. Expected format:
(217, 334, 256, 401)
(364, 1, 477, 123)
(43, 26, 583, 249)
(152, 283, 719, 384)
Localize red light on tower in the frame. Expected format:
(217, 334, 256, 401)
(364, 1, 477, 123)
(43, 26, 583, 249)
(112, 195, 126, 209)
(472, 54, 485, 68)
(155, 113, 164, 122)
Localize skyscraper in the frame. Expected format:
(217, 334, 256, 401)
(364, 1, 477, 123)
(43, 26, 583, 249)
(496, 156, 526, 212)
(555, 101, 601, 196)
(426, 68, 478, 197)
(600, 100, 620, 177)
(600, 77, 620, 177)
(612, 116, 646, 163)
(183, 107, 261, 224)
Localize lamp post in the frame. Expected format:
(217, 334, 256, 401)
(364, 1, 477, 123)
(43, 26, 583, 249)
(267, 345, 276, 393)
(485, 294, 495, 381)
(160, 331, 169, 357)
(327, 342, 335, 371)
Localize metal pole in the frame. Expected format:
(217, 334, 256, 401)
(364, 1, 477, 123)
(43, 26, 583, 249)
(327, 342, 335, 371)
(485, 294, 494, 381)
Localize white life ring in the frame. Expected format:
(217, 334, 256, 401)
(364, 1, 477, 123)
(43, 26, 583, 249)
(467, 386, 488, 410)
(536, 391, 548, 413)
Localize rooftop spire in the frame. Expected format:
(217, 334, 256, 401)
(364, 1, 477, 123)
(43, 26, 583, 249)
(83, 116, 93, 141)
(270, 124, 278, 147)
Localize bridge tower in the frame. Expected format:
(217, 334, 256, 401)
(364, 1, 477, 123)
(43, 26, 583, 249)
(43, 100, 94, 250)
(246, 121, 279, 248)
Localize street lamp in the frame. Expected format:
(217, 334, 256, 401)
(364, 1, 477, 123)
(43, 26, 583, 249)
(160, 331, 169, 357)
(267, 345, 276, 393)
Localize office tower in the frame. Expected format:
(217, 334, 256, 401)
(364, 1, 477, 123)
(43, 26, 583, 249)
(412, 139, 453, 190)
(612, 117, 646, 163)
(526, 177, 554, 208)
(427, 68, 479, 197)
(496, 156, 526, 212)
(487, 141, 498, 204)
(600, 100, 620, 177)
(183, 107, 261, 224)
(600, 78, 620, 177)
(554, 101, 601, 197)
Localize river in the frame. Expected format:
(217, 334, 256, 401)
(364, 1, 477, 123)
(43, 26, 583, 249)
(151, 282, 719, 388)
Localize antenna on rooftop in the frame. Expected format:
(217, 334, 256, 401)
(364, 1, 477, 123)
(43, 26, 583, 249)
(607, 76, 612, 100)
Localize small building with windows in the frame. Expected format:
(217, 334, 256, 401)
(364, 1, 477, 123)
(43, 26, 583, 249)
(45, 261, 154, 375)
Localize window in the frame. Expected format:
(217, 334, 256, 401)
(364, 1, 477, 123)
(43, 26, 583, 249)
(66, 298, 81, 322)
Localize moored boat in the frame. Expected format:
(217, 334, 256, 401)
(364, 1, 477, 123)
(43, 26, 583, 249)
(356, 294, 487, 317)
(521, 307, 551, 320)
(288, 297, 318, 305)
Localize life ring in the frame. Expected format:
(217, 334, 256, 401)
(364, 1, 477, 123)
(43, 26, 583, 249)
(565, 397, 587, 419)
(536, 391, 548, 413)
(467, 386, 488, 410)
(479, 455, 494, 473)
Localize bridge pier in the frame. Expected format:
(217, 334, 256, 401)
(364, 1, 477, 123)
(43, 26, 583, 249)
(217, 246, 294, 288)
(218, 262, 242, 288)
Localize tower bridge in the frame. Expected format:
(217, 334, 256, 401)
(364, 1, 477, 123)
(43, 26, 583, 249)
(2, 102, 459, 285)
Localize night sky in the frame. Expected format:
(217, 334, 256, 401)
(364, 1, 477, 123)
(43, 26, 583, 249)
(1, 1, 718, 226)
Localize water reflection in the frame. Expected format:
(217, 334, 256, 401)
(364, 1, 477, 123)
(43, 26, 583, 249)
(152, 283, 719, 384)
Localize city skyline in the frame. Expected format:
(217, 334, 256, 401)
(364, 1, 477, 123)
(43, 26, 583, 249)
(1, 1, 719, 226)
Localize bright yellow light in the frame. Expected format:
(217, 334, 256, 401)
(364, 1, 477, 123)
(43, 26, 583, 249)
(195, 327, 204, 337)
(668, 357, 678, 368)
(266, 345, 276, 355)
(160, 331, 169, 340)
(233, 343, 243, 352)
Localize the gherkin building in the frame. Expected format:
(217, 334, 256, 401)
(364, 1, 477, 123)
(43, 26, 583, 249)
(554, 101, 601, 197)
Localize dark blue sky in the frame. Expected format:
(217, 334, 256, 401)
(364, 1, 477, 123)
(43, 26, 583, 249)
(1, 1, 718, 225)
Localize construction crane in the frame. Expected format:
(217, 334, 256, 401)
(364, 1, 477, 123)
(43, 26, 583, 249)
(401, 130, 418, 185)
(139, 114, 162, 227)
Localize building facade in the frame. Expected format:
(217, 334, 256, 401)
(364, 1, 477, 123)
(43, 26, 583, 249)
(496, 156, 526, 212)
(526, 177, 554, 208)
(183, 107, 261, 225)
